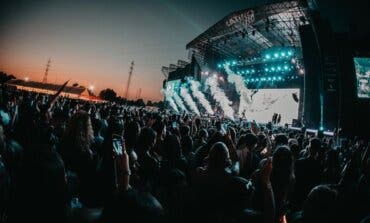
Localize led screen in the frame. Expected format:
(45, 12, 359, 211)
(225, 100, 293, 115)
(243, 88, 299, 124)
(354, 57, 370, 98)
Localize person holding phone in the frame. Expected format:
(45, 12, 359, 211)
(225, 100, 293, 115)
(112, 134, 130, 191)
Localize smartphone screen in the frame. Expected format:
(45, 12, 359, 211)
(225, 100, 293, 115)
(112, 134, 123, 156)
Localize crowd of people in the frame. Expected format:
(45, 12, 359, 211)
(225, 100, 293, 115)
(0, 88, 369, 223)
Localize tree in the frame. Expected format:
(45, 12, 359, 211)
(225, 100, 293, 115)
(146, 100, 153, 106)
(99, 88, 117, 101)
(0, 71, 16, 84)
(135, 99, 145, 107)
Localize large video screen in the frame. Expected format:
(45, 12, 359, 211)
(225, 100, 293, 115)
(354, 57, 370, 98)
(244, 88, 300, 125)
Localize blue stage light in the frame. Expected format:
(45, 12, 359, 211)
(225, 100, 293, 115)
(277, 66, 281, 71)
(251, 78, 255, 82)
(232, 60, 237, 65)
(274, 53, 279, 58)
(271, 67, 275, 71)
(278, 76, 282, 80)
(265, 68, 269, 72)
(284, 65, 289, 70)
(272, 76, 276, 80)
(265, 54, 271, 59)
(281, 52, 286, 57)
(217, 64, 222, 68)
(241, 71, 245, 74)
(288, 51, 293, 56)
(319, 126, 324, 131)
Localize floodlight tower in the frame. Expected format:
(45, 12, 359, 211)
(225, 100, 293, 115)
(42, 58, 51, 83)
(125, 61, 135, 99)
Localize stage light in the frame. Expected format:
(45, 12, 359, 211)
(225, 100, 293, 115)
(205, 71, 209, 75)
(267, 77, 271, 81)
(288, 51, 293, 56)
(265, 54, 271, 59)
(319, 126, 324, 131)
(88, 85, 95, 91)
(232, 60, 237, 65)
(284, 65, 289, 70)
(24, 77, 29, 82)
(277, 66, 281, 71)
(246, 70, 250, 74)
(291, 58, 296, 64)
(273, 77, 277, 80)
(271, 67, 275, 71)
(217, 64, 222, 68)
(299, 68, 305, 75)
(251, 69, 255, 73)
(278, 76, 282, 80)
(251, 78, 255, 82)
(265, 68, 269, 72)
(226, 62, 230, 66)
(281, 52, 286, 57)
(256, 78, 259, 81)
(241, 71, 245, 74)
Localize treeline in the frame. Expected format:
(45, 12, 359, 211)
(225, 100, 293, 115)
(99, 88, 165, 108)
(0, 71, 16, 84)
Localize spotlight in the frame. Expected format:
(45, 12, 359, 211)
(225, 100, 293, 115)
(271, 67, 275, 71)
(319, 126, 324, 131)
(284, 65, 289, 70)
(288, 51, 293, 56)
(299, 68, 305, 75)
(281, 52, 286, 57)
(291, 58, 296, 64)
(265, 68, 269, 72)
(278, 76, 282, 80)
(268, 77, 271, 81)
(232, 60, 237, 65)
(88, 85, 95, 91)
(265, 54, 271, 59)
(217, 64, 222, 68)
(272, 77, 276, 80)
(274, 53, 279, 58)
(24, 77, 29, 82)
(277, 66, 281, 71)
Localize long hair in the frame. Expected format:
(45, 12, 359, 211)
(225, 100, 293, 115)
(60, 110, 94, 169)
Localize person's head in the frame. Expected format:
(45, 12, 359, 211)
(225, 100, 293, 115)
(137, 127, 157, 154)
(63, 110, 94, 148)
(16, 151, 67, 223)
(208, 142, 231, 171)
(302, 185, 337, 223)
(162, 134, 182, 160)
(180, 125, 190, 138)
(271, 146, 294, 189)
(274, 134, 288, 147)
(101, 189, 164, 223)
(124, 120, 141, 150)
(198, 128, 208, 141)
(308, 138, 321, 158)
(181, 135, 193, 155)
(237, 133, 258, 150)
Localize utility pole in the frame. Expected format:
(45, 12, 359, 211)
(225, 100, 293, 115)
(125, 61, 134, 99)
(42, 58, 51, 83)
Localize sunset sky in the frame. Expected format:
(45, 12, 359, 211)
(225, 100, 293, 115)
(0, 0, 363, 102)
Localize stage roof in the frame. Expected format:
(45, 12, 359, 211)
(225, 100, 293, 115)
(186, 0, 311, 65)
